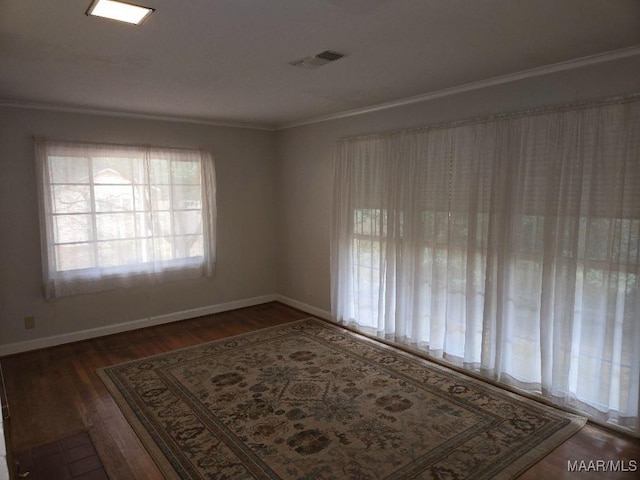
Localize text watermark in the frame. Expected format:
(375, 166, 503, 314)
(567, 460, 637, 473)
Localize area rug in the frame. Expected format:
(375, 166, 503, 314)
(97, 318, 586, 479)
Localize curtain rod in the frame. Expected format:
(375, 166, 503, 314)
(338, 92, 640, 143)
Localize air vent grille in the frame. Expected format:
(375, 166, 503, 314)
(289, 50, 346, 69)
(316, 50, 344, 62)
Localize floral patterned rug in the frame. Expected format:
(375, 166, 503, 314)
(98, 318, 585, 479)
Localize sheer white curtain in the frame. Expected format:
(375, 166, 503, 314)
(331, 97, 640, 434)
(35, 139, 217, 298)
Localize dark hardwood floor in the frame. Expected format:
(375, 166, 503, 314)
(1, 302, 638, 479)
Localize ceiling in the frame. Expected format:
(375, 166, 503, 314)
(1, 0, 639, 129)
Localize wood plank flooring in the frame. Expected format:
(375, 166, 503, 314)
(1, 302, 638, 479)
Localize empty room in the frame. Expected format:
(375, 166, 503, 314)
(0, 1, 639, 479)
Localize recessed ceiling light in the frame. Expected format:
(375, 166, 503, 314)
(86, 0, 154, 25)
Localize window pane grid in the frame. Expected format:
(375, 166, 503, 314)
(46, 153, 205, 272)
(36, 140, 215, 298)
(88, 155, 100, 270)
(168, 158, 177, 260)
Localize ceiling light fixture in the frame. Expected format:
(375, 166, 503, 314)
(86, 0, 154, 25)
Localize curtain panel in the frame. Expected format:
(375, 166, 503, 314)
(331, 97, 640, 434)
(35, 139, 217, 298)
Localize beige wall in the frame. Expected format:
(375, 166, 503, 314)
(1, 54, 639, 352)
(0, 108, 277, 348)
(275, 56, 640, 315)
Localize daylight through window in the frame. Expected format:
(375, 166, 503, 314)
(35, 139, 216, 297)
(331, 97, 640, 434)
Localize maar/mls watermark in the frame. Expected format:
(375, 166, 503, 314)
(567, 459, 638, 473)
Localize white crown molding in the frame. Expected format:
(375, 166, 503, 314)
(2, 46, 638, 131)
(0, 99, 276, 132)
(278, 45, 640, 130)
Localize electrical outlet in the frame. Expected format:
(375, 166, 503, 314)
(24, 316, 35, 329)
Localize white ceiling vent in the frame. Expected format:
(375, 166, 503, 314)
(289, 50, 345, 70)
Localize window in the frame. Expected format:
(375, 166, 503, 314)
(35, 139, 216, 298)
(332, 98, 640, 434)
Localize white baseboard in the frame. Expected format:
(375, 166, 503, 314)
(275, 295, 332, 321)
(0, 294, 277, 357)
